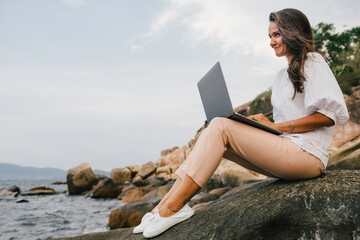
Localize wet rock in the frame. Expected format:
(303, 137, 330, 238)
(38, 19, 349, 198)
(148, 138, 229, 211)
(51, 181, 67, 185)
(327, 148, 360, 170)
(67, 163, 96, 195)
(91, 178, 124, 199)
(7, 185, 21, 196)
(0, 188, 17, 197)
(21, 186, 56, 196)
(110, 168, 131, 184)
(108, 196, 162, 229)
(16, 199, 29, 203)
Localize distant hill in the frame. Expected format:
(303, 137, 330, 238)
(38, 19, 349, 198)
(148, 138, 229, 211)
(0, 163, 66, 180)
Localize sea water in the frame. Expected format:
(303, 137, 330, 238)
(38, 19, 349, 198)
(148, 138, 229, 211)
(0, 179, 123, 240)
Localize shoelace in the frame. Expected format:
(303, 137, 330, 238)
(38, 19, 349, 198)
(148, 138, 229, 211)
(153, 208, 160, 223)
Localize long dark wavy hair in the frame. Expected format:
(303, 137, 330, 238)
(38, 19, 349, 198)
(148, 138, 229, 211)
(269, 8, 314, 99)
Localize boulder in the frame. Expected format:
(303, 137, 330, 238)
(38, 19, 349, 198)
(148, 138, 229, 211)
(127, 165, 141, 178)
(143, 176, 167, 187)
(158, 146, 187, 167)
(117, 186, 154, 203)
(137, 161, 157, 179)
(61, 170, 360, 240)
(200, 175, 223, 193)
(108, 196, 162, 229)
(51, 181, 67, 185)
(90, 178, 124, 199)
(327, 148, 360, 170)
(140, 184, 172, 200)
(67, 163, 96, 195)
(7, 185, 20, 196)
(21, 186, 56, 196)
(332, 120, 360, 148)
(220, 168, 260, 187)
(328, 137, 360, 165)
(94, 174, 108, 183)
(0, 188, 17, 197)
(155, 166, 171, 175)
(110, 168, 132, 184)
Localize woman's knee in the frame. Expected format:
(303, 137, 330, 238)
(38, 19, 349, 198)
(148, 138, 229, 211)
(208, 117, 230, 132)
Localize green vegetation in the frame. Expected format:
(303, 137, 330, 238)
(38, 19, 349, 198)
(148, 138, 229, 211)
(313, 23, 360, 94)
(249, 89, 273, 116)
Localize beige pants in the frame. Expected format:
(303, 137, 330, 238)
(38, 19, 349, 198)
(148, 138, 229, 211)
(175, 117, 325, 187)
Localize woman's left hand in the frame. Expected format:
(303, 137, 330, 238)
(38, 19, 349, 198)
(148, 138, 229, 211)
(248, 113, 277, 129)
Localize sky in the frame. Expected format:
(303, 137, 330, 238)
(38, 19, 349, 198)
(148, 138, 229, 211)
(0, 0, 359, 171)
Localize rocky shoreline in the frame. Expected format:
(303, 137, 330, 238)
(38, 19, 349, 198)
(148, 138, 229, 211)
(54, 170, 360, 240)
(1, 87, 359, 239)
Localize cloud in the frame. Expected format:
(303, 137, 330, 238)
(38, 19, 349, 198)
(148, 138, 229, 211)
(130, 0, 360, 56)
(130, 0, 275, 56)
(60, 0, 89, 7)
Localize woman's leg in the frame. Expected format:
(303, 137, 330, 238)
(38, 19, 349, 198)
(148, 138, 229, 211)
(158, 174, 200, 217)
(151, 178, 182, 213)
(150, 144, 200, 213)
(159, 117, 324, 217)
(176, 117, 324, 187)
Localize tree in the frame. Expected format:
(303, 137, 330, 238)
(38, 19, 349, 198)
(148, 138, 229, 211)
(312, 23, 360, 76)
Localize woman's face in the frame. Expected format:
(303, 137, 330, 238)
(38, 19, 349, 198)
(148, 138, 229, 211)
(268, 21, 291, 60)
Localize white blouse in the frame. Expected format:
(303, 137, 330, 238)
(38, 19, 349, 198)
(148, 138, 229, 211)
(271, 52, 349, 168)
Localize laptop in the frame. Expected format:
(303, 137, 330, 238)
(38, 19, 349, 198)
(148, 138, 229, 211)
(197, 62, 282, 135)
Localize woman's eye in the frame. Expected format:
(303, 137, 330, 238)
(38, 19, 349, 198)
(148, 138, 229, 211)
(275, 33, 280, 37)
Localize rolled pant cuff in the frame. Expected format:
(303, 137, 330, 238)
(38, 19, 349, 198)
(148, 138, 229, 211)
(175, 168, 205, 187)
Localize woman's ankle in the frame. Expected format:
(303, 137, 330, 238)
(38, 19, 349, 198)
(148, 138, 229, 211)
(159, 201, 185, 218)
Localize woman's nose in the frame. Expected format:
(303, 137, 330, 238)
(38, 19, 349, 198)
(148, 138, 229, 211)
(270, 38, 276, 47)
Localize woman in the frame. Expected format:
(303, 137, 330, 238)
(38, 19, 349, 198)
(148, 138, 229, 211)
(135, 8, 349, 238)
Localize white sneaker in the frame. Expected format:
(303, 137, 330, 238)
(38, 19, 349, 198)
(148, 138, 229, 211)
(143, 204, 194, 238)
(133, 212, 154, 234)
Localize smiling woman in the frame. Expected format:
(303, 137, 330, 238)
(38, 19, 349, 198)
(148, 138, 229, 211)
(131, 8, 350, 238)
(269, 9, 314, 99)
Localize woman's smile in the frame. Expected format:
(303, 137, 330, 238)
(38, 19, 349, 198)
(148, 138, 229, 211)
(268, 21, 290, 59)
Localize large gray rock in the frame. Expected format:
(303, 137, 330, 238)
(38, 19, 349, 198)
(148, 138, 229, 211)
(57, 170, 360, 240)
(67, 163, 96, 195)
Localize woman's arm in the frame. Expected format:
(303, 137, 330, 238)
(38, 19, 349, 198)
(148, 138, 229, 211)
(249, 112, 335, 133)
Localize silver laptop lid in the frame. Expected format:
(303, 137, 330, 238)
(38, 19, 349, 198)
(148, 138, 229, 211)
(197, 62, 234, 123)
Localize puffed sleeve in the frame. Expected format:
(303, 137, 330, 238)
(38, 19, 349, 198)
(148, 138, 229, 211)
(303, 53, 349, 124)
